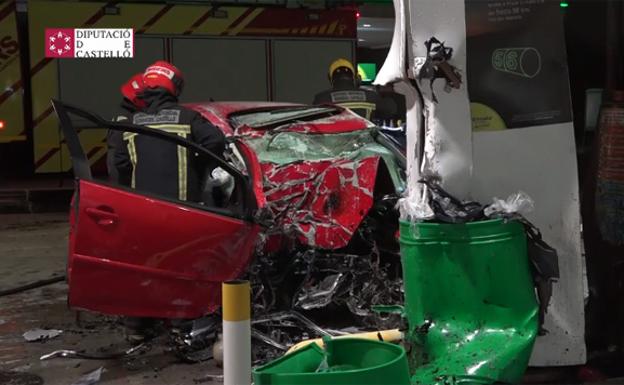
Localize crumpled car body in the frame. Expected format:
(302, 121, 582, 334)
(194, 102, 405, 252)
(56, 101, 405, 321)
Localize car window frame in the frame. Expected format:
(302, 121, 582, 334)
(52, 99, 257, 221)
(228, 105, 342, 130)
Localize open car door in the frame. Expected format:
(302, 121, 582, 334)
(52, 100, 265, 319)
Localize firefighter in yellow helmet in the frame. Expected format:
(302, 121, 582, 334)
(313, 58, 380, 121)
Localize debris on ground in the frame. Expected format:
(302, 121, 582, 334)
(70, 367, 105, 385)
(249, 311, 337, 363)
(23, 328, 63, 342)
(247, 245, 404, 363)
(40, 342, 149, 361)
(193, 374, 224, 383)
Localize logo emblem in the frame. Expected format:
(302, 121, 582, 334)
(45, 29, 75, 58)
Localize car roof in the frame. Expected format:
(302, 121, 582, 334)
(189, 101, 299, 118)
(186, 101, 371, 136)
(185, 102, 299, 135)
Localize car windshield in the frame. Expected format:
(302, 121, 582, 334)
(245, 129, 377, 165)
(230, 106, 340, 129)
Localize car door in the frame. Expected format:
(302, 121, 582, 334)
(53, 100, 265, 320)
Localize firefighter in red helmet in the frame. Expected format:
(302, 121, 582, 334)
(120, 74, 147, 110)
(107, 73, 145, 184)
(114, 61, 226, 202)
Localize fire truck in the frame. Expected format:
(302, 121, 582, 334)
(0, 0, 359, 207)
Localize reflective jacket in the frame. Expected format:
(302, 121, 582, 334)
(313, 83, 380, 121)
(114, 89, 225, 202)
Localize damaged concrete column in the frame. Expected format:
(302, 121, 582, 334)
(377, 0, 586, 369)
(375, 0, 473, 221)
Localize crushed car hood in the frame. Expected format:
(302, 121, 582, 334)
(244, 128, 404, 250)
(191, 102, 405, 250)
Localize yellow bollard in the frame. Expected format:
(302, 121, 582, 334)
(222, 280, 251, 385)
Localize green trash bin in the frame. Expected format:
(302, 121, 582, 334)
(253, 338, 411, 385)
(399, 219, 539, 385)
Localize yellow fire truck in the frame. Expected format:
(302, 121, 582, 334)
(0, 0, 356, 180)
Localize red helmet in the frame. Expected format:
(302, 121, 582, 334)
(120, 73, 146, 108)
(143, 61, 184, 96)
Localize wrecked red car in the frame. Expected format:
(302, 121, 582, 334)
(54, 101, 406, 335)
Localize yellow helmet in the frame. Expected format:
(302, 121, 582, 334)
(329, 58, 355, 78)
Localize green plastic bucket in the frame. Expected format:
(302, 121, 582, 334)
(253, 338, 411, 385)
(399, 219, 539, 385)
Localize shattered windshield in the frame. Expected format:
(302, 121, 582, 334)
(231, 106, 340, 129)
(245, 129, 377, 165)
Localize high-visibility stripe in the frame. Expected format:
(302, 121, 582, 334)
(127, 135, 137, 188)
(122, 132, 137, 141)
(146, 124, 191, 133)
(339, 102, 376, 109)
(149, 124, 189, 199)
(177, 134, 188, 201)
(183, 7, 214, 35)
(228, 7, 264, 36)
(338, 102, 376, 120)
(122, 125, 190, 136)
(136, 4, 174, 34)
(123, 125, 190, 199)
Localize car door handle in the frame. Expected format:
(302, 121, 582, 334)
(85, 207, 119, 226)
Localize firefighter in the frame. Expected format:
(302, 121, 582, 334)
(107, 73, 145, 184)
(313, 58, 381, 121)
(114, 61, 226, 203)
